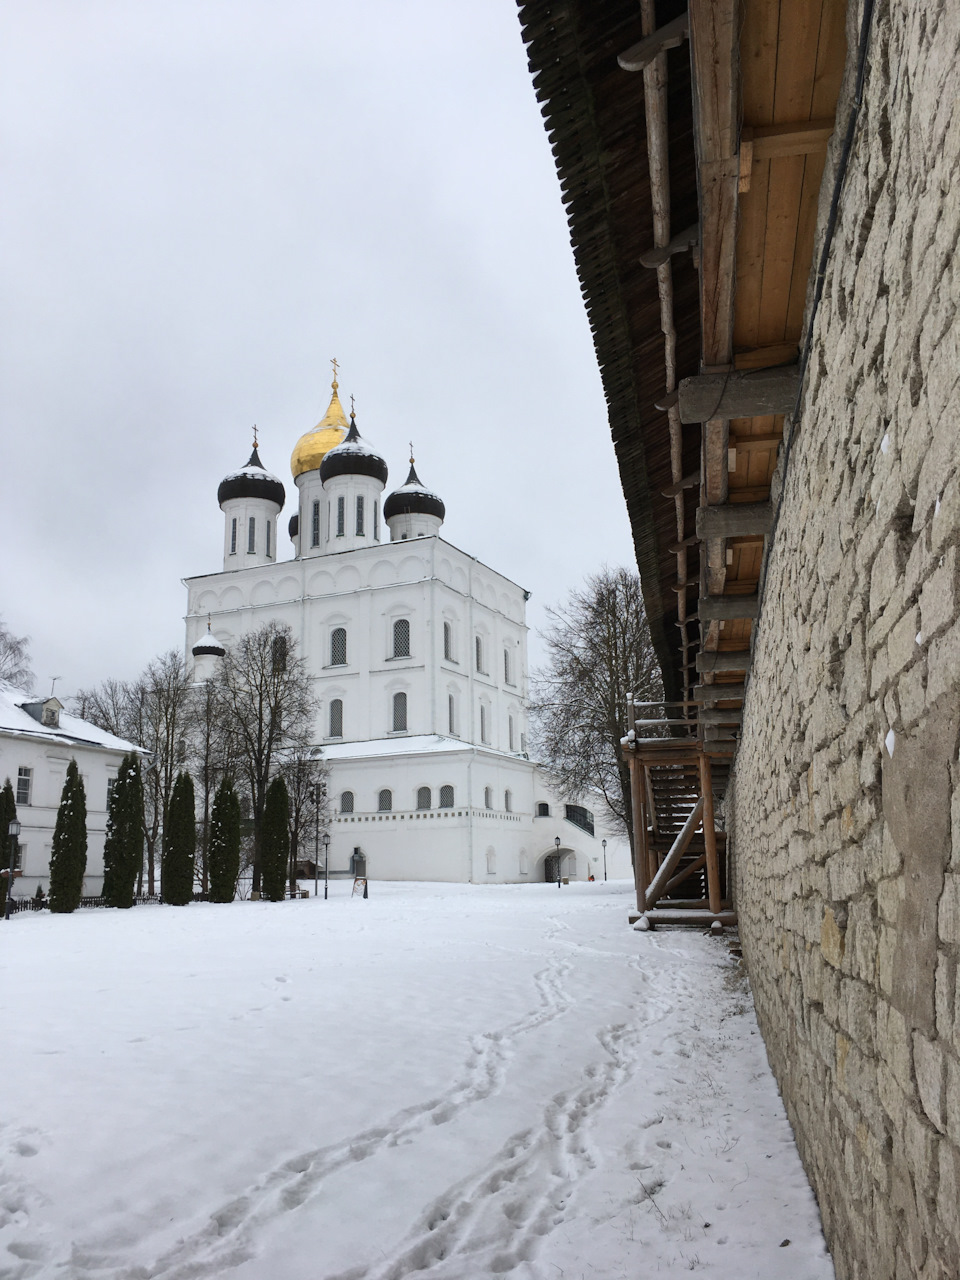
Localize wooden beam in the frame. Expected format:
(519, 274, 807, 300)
(665, 853, 708, 895)
(693, 683, 745, 702)
(700, 753, 722, 914)
(734, 342, 799, 370)
(698, 707, 743, 724)
(679, 365, 801, 422)
(696, 502, 772, 539)
(699, 593, 759, 620)
(639, 908, 738, 927)
(661, 471, 700, 498)
(752, 118, 834, 159)
(639, 223, 699, 268)
(629, 756, 649, 913)
(618, 12, 689, 71)
(655, 388, 679, 411)
(645, 796, 705, 908)
(668, 534, 700, 553)
(696, 650, 750, 673)
(730, 434, 782, 452)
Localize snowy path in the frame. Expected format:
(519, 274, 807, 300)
(0, 882, 833, 1279)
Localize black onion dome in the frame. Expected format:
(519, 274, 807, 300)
(217, 447, 285, 509)
(192, 633, 225, 658)
(288, 513, 299, 540)
(318, 418, 389, 486)
(383, 461, 446, 522)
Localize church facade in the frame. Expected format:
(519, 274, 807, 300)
(184, 376, 628, 884)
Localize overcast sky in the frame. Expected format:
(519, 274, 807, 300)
(2, 0, 635, 699)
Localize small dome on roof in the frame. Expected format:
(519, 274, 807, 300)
(218, 445, 285, 509)
(319, 415, 389, 486)
(288, 513, 299, 541)
(192, 622, 226, 659)
(383, 460, 445, 523)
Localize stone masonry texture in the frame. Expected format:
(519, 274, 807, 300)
(727, 3, 960, 1278)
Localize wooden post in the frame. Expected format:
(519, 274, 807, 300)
(700, 751, 722, 913)
(629, 755, 649, 912)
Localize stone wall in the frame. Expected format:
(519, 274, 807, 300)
(727, 4, 960, 1278)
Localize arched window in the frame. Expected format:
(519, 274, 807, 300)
(439, 785, 454, 809)
(266, 520, 272, 558)
(340, 790, 354, 814)
(230, 518, 237, 555)
(504, 649, 511, 684)
(392, 691, 407, 732)
(508, 715, 515, 751)
(475, 635, 484, 673)
(271, 634, 287, 673)
(443, 621, 453, 661)
(336, 496, 345, 537)
(504, 789, 512, 813)
(356, 495, 365, 535)
(330, 627, 347, 666)
(417, 786, 431, 810)
(484, 786, 493, 810)
(393, 618, 411, 658)
(448, 694, 456, 735)
(480, 704, 488, 743)
(378, 788, 392, 812)
(329, 698, 343, 738)
(311, 500, 321, 547)
(373, 501, 379, 540)
(537, 802, 550, 817)
(247, 517, 256, 554)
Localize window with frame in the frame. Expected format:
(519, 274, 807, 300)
(373, 501, 379, 540)
(247, 516, 256, 554)
(508, 715, 515, 751)
(392, 691, 408, 732)
(504, 789, 512, 812)
(439, 785, 454, 809)
(271, 635, 287, 673)
(486, 847, 496, 875)
(330, 627, 347, 666)
(504, 649, 511, 684)
(16, 767, 32, 806)
(416, 786, 431, 810)
(443, 621, 453, 661)
(475, 635, 484, 673)
(484, 786, 493, 810)
(480, 703, 488, 743)
(312, 500, 321, 547)
(378, 788, 392, 812)
(356, 495, 365, 536)
(537, 802, 550, 817)
(392, 618, 411, 658)
(106, 776, 117, 808)
(336, 496, 345, 536)
(340, 790, 354, 814)
(329, 698, 343, 738)
(230, 518, 237, 554)
(448, 694, 456, 735)
(266, 520, 272, 558)
(564, 804, 595, 836)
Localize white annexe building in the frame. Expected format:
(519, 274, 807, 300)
(184, 376, 629, 884)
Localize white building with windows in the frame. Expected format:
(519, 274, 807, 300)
(0, 682, 143, 898)
(184, 377, 630, 883)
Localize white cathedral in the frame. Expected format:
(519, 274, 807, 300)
(183, 373, 628, 884)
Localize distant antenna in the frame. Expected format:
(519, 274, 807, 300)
(50, 676, 61, 696)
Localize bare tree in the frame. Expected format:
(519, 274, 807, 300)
(530, 567, 662, 851)
(218, 622, 319, 895)
(185, 677, 236, 894)
(280, 742, 329, 896)
(0, 618, 34, 691)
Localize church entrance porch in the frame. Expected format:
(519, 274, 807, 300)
(542, 848, 575, 883)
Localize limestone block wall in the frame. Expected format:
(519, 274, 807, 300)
(727, 4, 960, 1278)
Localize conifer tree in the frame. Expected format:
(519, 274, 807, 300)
(208, 776, 241, 903)
(162, 771, 196, 906)
(261, 775, 289, 903)
(49, 759, 88, 913)
(0, 778, 18, 914)
(102, 754, 144, 908)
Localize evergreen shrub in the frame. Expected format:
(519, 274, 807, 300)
(49, 759, 88, 913)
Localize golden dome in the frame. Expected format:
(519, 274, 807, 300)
(291, 378, 350, 479)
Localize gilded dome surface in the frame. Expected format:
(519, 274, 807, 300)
(290, 380, 349, 479)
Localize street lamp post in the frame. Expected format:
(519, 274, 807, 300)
(323, 832, 330, 901)
(4, 819, 21, 921)
(555, 835, 561, 890)
(313, 784, 321, 897)
(602, 838, 608, 882)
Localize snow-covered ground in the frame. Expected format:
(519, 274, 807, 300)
(1, 881, 833, 1280)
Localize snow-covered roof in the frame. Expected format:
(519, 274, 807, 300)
(0, 682, 143, 754)
(322, 735, 485, 762)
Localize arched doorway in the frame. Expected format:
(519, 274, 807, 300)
(543, 847, 574, 882)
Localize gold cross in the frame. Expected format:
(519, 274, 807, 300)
(252, 424, 258, 448)
(330, 356, 340, 386)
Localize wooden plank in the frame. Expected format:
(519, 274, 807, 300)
(786, 149, 826, 336)
(661, 471, 700, 498)
(645, 796, 705, 908)
(696, 650, 751, 673)
(639, 223, 699, 268)
(618, 12, 689, 72)
(692, 683, 746, 702)
(696, 501, 773, 538)
(757, 152, 807, 346)
(773, 0, 823, 122)
(751, 118, 834, 158)
(698, 707, 743, 724)
(679, 366, 800, 422)
(700, 753, 722, 913)
(699, 594, 759, 620)
(665, 853, 708, 895)
(734, 341, 798, 369)
(740, 0, 780, 125)
(629, 755, 649, 913)
(729, 434, 782, 451)
(638, 908, 738, 927)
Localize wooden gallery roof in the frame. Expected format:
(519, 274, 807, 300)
(518, 0, 848, 751)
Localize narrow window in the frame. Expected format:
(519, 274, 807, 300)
(340, 790, 354, 814)
(504, 790, 512, 813)
(327, 502, 332, 540)
(247, 516, 256, 554)
(106, 777, 117, 808)
(337, 496, 345, 537)
(521, 732, 526, 754)
(393, 618, 411, 658)
(504, 649, 511, 684)
(486, 848, 496, 875)
(329, 698, 343, 738)
(16, 767, 33, 806)
(266, 520, 272, 558)
(312, 500, 321, 547)
(417, 786, 431, 810)
(443, 621, 453, 661)
(271, 635, 287, 672)
(330, 627, 347, 666)
(356, 495, 365, 536)
(537, 802, 550, 817)
(484, 786, 493, 810)
(439, 785, 454, 809)
(508, 715, 515, 751)
(392, 691, 407, 732)
(373, 501, 379, 540)
(448, 694, 456, 735)
(480, 704, 488, 743)
(475, 635, 483, 673)
(378, 789, 392, 812)
(230, 518, 237, 555)
(519, 851, 529, 875)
